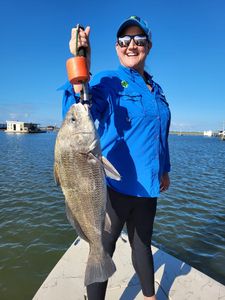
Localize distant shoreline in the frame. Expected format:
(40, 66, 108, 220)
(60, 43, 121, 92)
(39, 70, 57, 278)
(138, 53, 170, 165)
(0, 128, 218, 137)
(170, 131, 204, 136)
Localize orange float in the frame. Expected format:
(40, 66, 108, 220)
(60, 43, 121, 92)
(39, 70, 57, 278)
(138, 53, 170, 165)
(66, 25, 90, 85)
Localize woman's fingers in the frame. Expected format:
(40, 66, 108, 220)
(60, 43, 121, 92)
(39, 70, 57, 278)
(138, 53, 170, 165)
(69, 26, 91, 55)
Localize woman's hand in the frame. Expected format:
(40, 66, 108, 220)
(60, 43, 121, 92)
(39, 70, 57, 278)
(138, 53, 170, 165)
(69, 25, 91, 93)
(69, 25, 91, 67)
(160, 172, 170, 192)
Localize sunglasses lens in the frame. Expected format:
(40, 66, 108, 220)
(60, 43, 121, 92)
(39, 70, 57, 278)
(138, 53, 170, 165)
(134, 35, 147, 46)
(118, 36, 131, 47)
(118, 35, 147, 47)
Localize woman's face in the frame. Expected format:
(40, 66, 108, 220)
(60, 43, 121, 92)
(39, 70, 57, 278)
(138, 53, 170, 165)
(116, 25, 151, 75)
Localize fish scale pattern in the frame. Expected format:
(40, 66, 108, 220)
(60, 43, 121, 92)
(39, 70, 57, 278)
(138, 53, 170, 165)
(54, 103, 116, 285)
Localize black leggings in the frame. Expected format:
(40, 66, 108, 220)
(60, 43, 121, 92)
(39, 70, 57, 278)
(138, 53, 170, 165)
(86, 187, 157, 299)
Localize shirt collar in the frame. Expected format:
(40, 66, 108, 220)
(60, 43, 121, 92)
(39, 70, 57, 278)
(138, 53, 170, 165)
(118, 65, 153, 84)
(144, 71, 154, 87)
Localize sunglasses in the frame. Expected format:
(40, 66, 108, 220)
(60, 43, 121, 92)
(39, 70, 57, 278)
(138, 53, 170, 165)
(117, 34, 148, 48)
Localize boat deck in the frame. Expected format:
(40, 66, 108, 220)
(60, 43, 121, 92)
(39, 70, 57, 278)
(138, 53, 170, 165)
(33, 233, 225, 300)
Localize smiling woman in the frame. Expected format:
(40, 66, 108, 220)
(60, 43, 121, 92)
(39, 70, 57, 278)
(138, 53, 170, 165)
(115, 26, 152, 75)
(61, 16, 171, 300)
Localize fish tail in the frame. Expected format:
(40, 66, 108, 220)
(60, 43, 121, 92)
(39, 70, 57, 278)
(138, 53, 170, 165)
(84, 249, 116, 286)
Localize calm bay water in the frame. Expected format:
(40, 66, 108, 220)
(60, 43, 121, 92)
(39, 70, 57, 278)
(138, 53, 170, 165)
(0, 132, 224, 300)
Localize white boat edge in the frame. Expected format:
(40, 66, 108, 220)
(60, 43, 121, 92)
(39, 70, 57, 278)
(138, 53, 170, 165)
(33, 233, 225, 300)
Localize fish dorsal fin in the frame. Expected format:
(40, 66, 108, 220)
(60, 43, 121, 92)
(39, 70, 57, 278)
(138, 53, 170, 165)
(101, 156, 121, 181)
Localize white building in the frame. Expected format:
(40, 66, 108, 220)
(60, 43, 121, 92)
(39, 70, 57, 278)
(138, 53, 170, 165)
(5, 121, 41, 133)
(203, 130, 213, 137)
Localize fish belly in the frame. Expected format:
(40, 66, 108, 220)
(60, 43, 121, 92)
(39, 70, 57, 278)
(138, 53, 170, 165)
(60, 153, 106, 245)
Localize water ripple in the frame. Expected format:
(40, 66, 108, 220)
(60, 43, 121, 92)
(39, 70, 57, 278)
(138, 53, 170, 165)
(0, 133, 225, 300)
(154, 135, 225, 286)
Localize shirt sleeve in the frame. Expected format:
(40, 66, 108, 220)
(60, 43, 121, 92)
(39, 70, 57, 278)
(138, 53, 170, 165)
(59, 72, 112, 121)
(59, 82, 79, 119)
(163, 113, 171, 173)
(154, 81, 171, 174)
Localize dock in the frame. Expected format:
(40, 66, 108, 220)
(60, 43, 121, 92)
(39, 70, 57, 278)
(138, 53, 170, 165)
(33, 233, 225, 299)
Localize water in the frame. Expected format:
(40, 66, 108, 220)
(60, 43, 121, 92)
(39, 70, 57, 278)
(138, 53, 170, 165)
(0, 132, 224, 300)
(154, 135, 225, 284)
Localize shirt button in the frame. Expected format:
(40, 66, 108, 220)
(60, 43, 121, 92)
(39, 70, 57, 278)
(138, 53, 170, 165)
(156, 116, 160, 119)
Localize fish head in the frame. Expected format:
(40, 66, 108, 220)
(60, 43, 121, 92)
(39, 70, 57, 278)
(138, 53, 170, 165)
(61, 103, 98, 152)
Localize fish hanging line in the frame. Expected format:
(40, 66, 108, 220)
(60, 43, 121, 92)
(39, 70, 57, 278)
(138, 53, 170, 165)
(66, 24, 91, 106)
(75, 24, 79, 57)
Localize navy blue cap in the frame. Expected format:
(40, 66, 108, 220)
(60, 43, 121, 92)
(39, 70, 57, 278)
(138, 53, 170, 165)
(117, 16, 152, 41)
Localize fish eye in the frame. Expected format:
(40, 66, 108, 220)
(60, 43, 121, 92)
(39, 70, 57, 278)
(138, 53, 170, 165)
(71, 116, 76, 123)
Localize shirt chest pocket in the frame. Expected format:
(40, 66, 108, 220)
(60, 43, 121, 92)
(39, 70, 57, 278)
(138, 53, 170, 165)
(156, 94, 170, 121)
(157, 94, 169, 112)
(158, 94, 168, 106)
(116, 91, 143, 118)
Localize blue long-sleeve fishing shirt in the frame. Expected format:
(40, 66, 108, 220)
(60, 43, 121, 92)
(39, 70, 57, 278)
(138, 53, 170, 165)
(61, 65, 171, 198)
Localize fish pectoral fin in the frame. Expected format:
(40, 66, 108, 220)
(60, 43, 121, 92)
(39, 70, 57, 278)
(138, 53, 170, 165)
(65, 203, 89, 242)
(104, 212, 112, 233)
(54, 163, 61, 186)
(87, 153, 121, 181)
(87, 139, 98, 152)
(101, 156, 121, 181)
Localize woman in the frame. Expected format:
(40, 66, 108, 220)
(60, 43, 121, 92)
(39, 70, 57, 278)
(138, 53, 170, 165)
(62, 16, 171, 300)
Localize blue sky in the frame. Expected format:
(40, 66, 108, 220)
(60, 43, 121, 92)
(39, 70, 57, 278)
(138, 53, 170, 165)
(0, 0, 225, 131)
